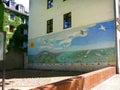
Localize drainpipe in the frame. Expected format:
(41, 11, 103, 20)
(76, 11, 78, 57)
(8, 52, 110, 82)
(115, 0, 120, 74)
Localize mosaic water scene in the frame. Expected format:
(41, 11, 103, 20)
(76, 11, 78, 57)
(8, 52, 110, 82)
(28, 20, 116, 65)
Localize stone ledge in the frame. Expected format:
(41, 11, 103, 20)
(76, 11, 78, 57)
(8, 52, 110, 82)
(31, 67, 116, 90)
(81, 67, 116, 90)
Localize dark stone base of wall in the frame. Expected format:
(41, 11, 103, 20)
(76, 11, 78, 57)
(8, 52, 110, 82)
(0, 50, 24, 71)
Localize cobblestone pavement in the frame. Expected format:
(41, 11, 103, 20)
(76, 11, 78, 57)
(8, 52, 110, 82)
(0, 70, 83, 90)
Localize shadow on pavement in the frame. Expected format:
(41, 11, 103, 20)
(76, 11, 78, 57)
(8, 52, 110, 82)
(0, 69, 85, 79)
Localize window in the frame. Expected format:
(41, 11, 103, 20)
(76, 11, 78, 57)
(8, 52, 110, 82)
(16, 4, 25, 13)
(22, 42, 27, 48)
(21, 28, 28, 35)
(9, 25, 14, 32)
(19, 5, 25, 13)
(47, 0, 53, 9)
(21, 28, 24, 34)
(9, 39, 14, 46)
(20, 41, 27, 48)
(9, 0, 16, 9)
(26, 19, 29, 25)
(47, 19, 53, 33)
(21, 17, 25, 24)
(23, 29, 28, 35)
(63, 12, 71, 29)
(10, 13, 14, 20)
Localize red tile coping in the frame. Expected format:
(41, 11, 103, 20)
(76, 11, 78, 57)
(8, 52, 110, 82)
(31, 67, 116, 90)
(81, 67, 116, 90)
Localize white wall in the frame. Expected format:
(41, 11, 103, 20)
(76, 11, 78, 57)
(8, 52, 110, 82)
(29, 0, 114, 39)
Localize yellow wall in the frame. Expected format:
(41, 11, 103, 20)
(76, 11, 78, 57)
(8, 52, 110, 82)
(29, 0, 114, 39)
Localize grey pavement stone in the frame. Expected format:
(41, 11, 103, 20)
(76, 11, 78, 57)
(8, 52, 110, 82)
(0, 76, 72, 90)
(1, 69, 80, 90)
(92, 74, 120, 90)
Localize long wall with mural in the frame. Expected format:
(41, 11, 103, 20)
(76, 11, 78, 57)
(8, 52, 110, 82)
(28, 19, 116, 71)
(27, 0, 116, 72)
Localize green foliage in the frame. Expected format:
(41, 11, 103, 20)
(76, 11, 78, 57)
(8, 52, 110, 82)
(7, 24, 28, 52)
(3, 11, 28, 52)
(0, 3, 4, 30)
(4, 12, 23, 29)
(11, 24, 28, 51)
(0, 1, 28, 52)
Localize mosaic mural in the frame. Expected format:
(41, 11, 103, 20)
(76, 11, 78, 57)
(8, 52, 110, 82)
(28, 20, 116, 66)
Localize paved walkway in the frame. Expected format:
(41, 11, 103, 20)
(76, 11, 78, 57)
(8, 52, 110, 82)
(1, 70, 120, 90)
(0, 70, 81, 90)
(0, 76, 73, 90)
(92, 74, 120, 90)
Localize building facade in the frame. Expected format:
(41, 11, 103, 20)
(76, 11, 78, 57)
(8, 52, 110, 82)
(0, 0, 29, 52)
(28, 0, 116, 72)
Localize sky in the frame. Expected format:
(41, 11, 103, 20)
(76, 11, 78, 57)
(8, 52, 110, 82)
(15, 0, 29, 12)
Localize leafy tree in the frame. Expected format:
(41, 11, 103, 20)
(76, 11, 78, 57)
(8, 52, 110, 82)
(0, 1, 4, 30)
(8, 24, 28, 52)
